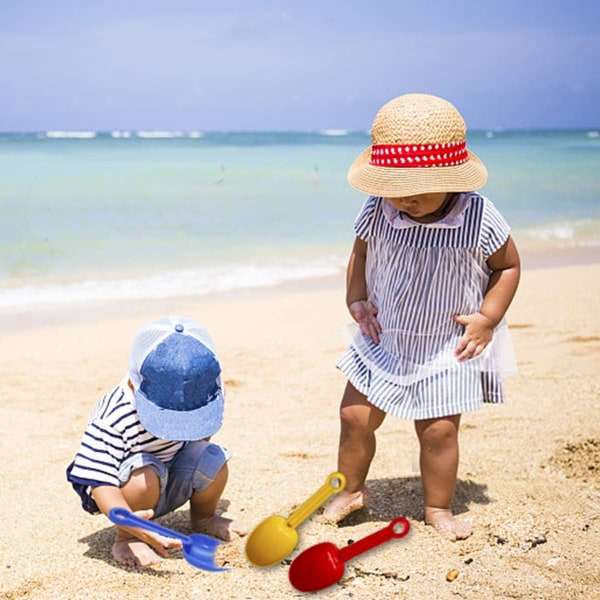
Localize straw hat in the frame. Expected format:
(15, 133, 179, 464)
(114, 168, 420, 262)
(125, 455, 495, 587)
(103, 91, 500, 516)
(348, 93, 487, 197)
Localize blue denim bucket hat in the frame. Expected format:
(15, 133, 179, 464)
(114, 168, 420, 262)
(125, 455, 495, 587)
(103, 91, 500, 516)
(128, 316, 224, 441)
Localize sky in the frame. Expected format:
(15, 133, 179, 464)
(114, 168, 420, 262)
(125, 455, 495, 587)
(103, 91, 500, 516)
(1, 0, 599, 131)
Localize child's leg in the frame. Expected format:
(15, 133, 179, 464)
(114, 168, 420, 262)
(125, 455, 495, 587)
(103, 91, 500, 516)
(322, 381, 386, 522)
(189, 462, 248, 541)
(414, 414, 472, 541)
(158, 441, 247, 541)
(119, 465, 161, 510)
(113, 464, 164, 566)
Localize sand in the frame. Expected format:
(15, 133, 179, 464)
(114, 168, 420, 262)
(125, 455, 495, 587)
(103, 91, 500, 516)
(1, 263, 599, 600)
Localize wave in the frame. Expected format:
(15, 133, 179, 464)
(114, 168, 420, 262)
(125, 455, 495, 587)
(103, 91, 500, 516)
(319, 129, 349, 136)
(135, 130, 204, 139)
(45, 130, 97, 139)
(43, 130, 206, 140)
(513, 219, 600, 249)
(136, 130, 184, 138)
(110, 130, 132, 138)
(0, 257, 344, 310)
(524, 222, 576, 242)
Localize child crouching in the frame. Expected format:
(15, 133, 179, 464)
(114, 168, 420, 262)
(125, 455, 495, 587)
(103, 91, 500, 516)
(67, 315, 247, 566)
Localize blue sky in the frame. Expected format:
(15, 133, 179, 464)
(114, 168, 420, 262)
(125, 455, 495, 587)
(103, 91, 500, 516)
(1, 0, 599, 131)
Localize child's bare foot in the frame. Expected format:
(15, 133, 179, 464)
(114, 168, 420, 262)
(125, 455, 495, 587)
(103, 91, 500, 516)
(192, 514, 248, 541)
(425, 507, 472, 541)
(321, 487, 372, 523)
(112, 536, 163, 567)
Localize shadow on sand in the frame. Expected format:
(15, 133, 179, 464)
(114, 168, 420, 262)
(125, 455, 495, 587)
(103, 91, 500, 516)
(335, 476, 491, 527)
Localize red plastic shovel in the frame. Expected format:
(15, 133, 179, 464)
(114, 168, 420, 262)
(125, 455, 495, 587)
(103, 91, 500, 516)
(288, 516, 410, 592)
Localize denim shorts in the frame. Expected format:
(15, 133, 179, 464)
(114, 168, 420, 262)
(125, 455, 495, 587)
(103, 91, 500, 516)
(117, 441, 231, 518)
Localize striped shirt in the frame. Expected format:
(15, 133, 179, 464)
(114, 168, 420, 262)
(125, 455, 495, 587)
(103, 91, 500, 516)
(66, 377, 185, 513)
(337, 193, 517, 420)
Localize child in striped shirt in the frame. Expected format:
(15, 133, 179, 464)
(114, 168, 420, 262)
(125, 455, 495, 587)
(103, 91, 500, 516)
(322, 94, 520, 541)
(67, 315, 247, 567)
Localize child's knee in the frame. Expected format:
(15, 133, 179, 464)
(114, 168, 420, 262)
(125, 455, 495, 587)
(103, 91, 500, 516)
(340, 403, 384, 434)
(192, 443, 230, 492)
(417, 418, 458, 447)
(120, 465, 163, 507)
(129, 465, 161, 484)
(118, 454, 167, 490)
(340, 404, 366, 430)
(208, 461, 229, 490)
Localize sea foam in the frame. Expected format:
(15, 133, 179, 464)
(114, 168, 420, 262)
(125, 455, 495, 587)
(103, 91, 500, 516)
(45, 130, 97, 139)
(0, 258, 344, 309)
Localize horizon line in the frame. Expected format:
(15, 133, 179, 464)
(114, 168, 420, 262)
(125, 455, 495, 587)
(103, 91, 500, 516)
(0, 127, 599, 136)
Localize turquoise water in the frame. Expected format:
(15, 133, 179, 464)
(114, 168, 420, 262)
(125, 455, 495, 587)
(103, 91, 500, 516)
(0, 129, 599, 311)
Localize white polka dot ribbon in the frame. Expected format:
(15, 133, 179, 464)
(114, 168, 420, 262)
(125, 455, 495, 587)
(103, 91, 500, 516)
(369, 141, 469, 168)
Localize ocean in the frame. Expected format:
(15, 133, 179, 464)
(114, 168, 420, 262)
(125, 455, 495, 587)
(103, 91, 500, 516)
(1, 129, 599, 319)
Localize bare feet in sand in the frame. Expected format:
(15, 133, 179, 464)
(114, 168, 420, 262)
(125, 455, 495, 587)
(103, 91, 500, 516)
(112, 515, 247, 567)
(321, 487, 372, 523)
(112, 536, 165, 567)
(192, 514, 249, 541)
(425, 507, 472, 541)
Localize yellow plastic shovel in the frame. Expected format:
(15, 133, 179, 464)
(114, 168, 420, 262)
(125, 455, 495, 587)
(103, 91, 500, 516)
(245, 472, 346, 567)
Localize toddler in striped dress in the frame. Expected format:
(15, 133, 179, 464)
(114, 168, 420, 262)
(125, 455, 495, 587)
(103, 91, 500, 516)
(323, 94, 520, 540)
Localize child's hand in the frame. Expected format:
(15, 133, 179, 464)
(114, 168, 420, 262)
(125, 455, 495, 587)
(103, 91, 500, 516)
(453, 313, 494, 361)
(350, 300, 382, 344)
(124, 509, 183, 557)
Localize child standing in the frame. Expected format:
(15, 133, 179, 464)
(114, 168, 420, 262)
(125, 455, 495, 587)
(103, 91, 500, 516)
(67, 315, 247, 567)
(323, 94, 520, 540)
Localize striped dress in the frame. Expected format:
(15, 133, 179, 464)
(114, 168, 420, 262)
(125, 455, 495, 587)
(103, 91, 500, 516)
(337, 193, 517, 420)
(66, 377, 185, 513)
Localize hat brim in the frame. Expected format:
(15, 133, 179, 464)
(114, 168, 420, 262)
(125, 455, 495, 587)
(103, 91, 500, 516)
(134, 386, 224, 441)
(347, 146, 488, 197)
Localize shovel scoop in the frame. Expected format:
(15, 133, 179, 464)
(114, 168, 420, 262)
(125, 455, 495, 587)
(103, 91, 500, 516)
(245, 472, 346, 567)
(288, 516, 410, 592)
(109, 507, 228, 572)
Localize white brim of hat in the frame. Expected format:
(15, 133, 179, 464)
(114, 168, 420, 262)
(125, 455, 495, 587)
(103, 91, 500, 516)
(347, 146, 488, 197)
(135, 386, 224, 441)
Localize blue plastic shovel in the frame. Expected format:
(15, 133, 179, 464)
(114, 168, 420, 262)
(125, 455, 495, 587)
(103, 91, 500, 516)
(109, 507, 228, 572)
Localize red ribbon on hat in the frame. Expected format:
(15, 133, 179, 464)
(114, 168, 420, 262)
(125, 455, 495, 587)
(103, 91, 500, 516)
(370, 141, 469, 168)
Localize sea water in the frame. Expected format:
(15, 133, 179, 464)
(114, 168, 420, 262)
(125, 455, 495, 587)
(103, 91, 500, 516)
(0, 129, 599, 315)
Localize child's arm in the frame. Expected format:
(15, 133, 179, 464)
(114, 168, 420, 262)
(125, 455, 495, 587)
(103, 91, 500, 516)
(454, 236, 520, 361)
(346, 236, 382, 344)
(92, 485, 182, 554)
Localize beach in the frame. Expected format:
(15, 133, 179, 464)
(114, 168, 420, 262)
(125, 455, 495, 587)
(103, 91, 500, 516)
(1, 260, 599, 600)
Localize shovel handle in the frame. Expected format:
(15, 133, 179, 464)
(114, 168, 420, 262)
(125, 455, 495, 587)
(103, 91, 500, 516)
(338, 517, 410, 563)
(287, 472, 346, 529)
(109, 507, 189, 543)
